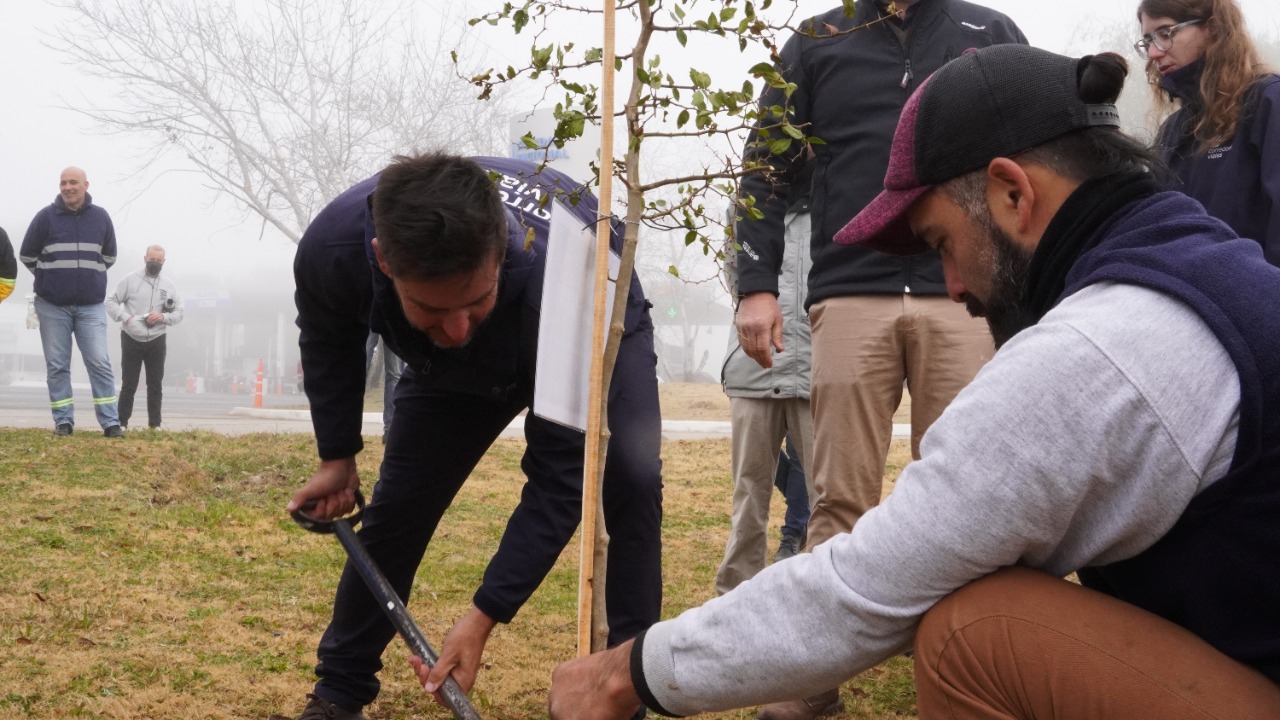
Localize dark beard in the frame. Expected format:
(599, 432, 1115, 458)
(964, 220, 1036, 348)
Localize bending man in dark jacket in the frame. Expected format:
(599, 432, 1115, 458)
(288, 153, 663, 720)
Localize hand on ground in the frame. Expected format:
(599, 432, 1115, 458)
(548, 641, 643, 720)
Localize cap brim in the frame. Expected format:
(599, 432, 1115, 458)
(833, 184, 932, 256)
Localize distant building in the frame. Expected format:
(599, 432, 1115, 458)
(0, 273, 300, 396)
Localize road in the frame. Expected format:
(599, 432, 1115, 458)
(0, 383, 744, 439)
(0, 382, 340, 436)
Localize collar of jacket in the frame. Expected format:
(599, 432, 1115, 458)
(871, 0, 942, 25)
(53, 192, 94, 214)
(1159, 58, 1206, 107)
(494, 206, 538, 312)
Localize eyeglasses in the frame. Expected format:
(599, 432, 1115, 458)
(1134, 19, 1205, 56)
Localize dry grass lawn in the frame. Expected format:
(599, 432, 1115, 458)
(0, 388, 917, 719)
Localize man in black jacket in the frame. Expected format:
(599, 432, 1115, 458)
(732, 2, 1025, 717)
(288, 153, 663, 720)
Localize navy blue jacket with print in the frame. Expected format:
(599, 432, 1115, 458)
(293, 156, 649, 462)
(19, 193, 117, 306)
(1158, 61, 1280, 267)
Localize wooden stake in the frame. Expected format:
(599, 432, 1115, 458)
(578, 0, 618, 658)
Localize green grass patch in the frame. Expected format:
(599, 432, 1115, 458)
(0, 427, 916, 719)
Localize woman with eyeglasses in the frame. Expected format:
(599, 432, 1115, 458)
(1137, 0, 1280, 267)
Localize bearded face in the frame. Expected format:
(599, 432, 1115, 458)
(964, 205, 1037, 348)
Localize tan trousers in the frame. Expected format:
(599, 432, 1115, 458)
(716, 396, 815, 594)
(805, 294, 992, 547)
(915, 568, 1280, 719)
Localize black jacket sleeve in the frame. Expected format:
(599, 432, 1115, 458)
(733, 31, 812, 298)
(293, 210, 375, 461)
(19, 210, 48, 272)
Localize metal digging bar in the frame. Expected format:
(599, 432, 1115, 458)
(291, 491, 483, 720)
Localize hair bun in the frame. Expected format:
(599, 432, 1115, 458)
(1077, 52, 1129, 104)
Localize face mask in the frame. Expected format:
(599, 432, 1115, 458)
(146, 261, 163, 276)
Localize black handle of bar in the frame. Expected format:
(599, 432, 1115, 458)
(290, 490, 482, 720)
(289, 489, 366, 533)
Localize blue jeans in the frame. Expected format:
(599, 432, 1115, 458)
(773, 435, 810, 540)
(35, 297, 119, 429)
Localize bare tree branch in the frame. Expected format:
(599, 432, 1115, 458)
(48, 0, 512, 242)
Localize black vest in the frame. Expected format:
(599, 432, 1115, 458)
(1067, 192, 1280, 682)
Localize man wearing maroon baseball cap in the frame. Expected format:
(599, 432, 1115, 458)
(546, 44, 1280, 720)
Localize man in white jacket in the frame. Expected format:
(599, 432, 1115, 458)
(106, 245, 184, 429)
(541, 46, 1280, 720)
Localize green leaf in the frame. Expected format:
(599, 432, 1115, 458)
(769, 138, 792, 155)
(676, 109, 690, 127)
(531, 45, 553, 70)
(782, 123, 805, 140)
(676, 28, 687, 46)
(667, 264, 681, 278)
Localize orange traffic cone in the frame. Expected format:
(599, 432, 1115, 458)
(253, 359, 264, 409)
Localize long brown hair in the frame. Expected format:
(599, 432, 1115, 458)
(1137, 0, 1269, 150)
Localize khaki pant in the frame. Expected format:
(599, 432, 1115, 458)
(915, 568, 1280, 719)
(716, 396, 815, 594)
(805, 294, 992, 547)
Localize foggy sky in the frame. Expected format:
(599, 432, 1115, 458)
(2, 0, 1279, 336)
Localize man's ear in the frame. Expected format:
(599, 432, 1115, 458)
(985, 157, 1036, 237)
(371, 238, 393, 276)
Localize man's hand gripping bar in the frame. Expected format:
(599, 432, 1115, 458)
(291, 491, 482, 720)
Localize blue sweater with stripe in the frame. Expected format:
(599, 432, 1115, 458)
(20, 194, 118, 306)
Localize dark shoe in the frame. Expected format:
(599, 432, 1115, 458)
(296, 694, 365, 720)
(757, 689, 842, 720)
(774, 534, 802, 562)
(55, 423, 73, 436)
(104, 425, 125, 438)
